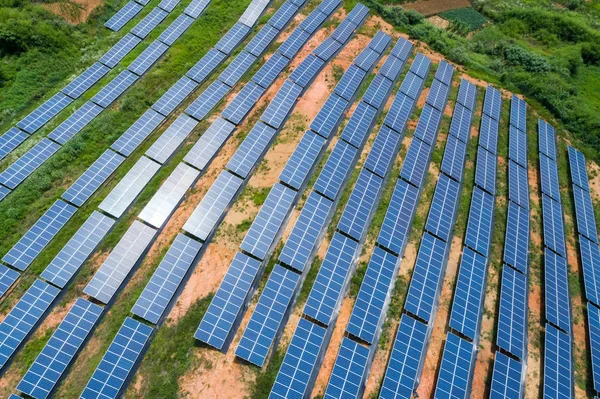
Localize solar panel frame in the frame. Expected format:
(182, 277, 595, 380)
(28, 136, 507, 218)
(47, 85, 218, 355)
(496, 265, 527, 360)
(0, 265, 19, 298)
(279, 130, 326, 190)
(542, 194, 567, 258)
(510, 95, 527, 133)
(568, 146, 589, 192)
(323, 337, 370, 399)
(378, 55, 405, 83)
(184, 117, 236, 171)
(298, 9, 328, 35)
(384, 92, 416, 134)
(478, 114, 499, 155)
(145, 113, 198, 164)
(289, 54, 325, 88)
(331, 19, 358, 46)
(62, 62, 111, 99)
(587, 304, 600, 393)
(218, 50, 258, 88)
(400, 136, 433, 189)
(0, 128, 29, 162)
(369, 30, 392, 54)
(503, 201, 530, 274)
(448, 103, 473, 144)
(313, 140, 358, 200)
(0, 185, 9, 201)
(99, 34, 142, 68)
(152, 76, 198, 117)
(573, 185, 598, 243)
(508, 125, 527, 168)
(157, 13, 194, 46)
(377, 178, 419, 256)
(543, 324, 573, 399)
(185, 79, 230, 121)
(353, 48, 381, 73)
(261, 80, 302, 129)
(337, 170, 383, 241)
(91, 70, 138, 108)
(540, 154, 561, 201)
(364, 125, 402, 179)
(267, 1, 299, 30)
(464, 187, 495, 258)
(340, 101, 378, 149)
(314, 37, 344, 62)
(131, 7, 169, 39)
(104, 1, 142, 31)
(474, 147, 497, 195)
(490, 352, 524, 399)
(579, 237, 600, 307)
(184, 0, 210, 18)
(483, 86, 502, 121)
(399, 72, 425, 100)
(390, 37, 414, 61)
(246, 24, 280, 57)
(239, 0, 270, 27)
(226, 121, 278, 178)
(425, 175, 461, 243)
(334, 64, 367, 102)
(111, 109, 165, 156)
(539, 119, 557, 161)
(0, 138, 61, 189)
(456, 79, 478, 111)
(544, 248, 572, 334)
(128, 40, 170, 76)
(186, 48, 227, 84)
(413, 105, 442, 147)
(508, 160, 529, 209)
(215, 22, 251, 55)
(47, 101, 103, 144)
(222, 81, 266, 125)
(426, 79, 450, 112)
(278, 28, 311, 60)
(434, 60, 454, 86)
(157, 0, 180, 12)
(16, 92, 73, 134)
(409, 53, 431, 79)
(434, 333, 475, 399)
(363, 74, 394, 110)
(440, 134, 468, 183)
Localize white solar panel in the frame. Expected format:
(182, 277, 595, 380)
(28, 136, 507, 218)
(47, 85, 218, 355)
(239, 0, 270, 27)
(145, 114, 198, 164)
(184, 117, 236, 171)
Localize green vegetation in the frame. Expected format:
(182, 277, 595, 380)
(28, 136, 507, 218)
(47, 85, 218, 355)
(439, 7, 488, 33)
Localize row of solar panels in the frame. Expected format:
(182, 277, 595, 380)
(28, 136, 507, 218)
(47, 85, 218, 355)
(105, 0, 179, 32)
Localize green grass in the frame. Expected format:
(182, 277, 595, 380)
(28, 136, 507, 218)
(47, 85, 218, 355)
(439, 7, 488, 31)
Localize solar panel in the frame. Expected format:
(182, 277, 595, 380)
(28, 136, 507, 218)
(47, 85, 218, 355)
(391, 37, 414, 61)
(99, 34, 142, 68)
(456, 79, 477, 111)
(298, 9, 328, 34)
(218, 50, 257, 88)
(215, 22, 251, 55)
(587, 304, 600, 393)
(131, 7, 168, 39)
(323, 337, 370, 399)
(404, 232, 449, 323)
(340, 102, 377, 149)
(363, 74, 394, 110)
(246, 24, 280, 57)
(279, 130, 326, 190)
(384, 92, 416, 134)
(346, 246, 398, 344)
(334, 64, 367, 102)
(573, 185, 598, 243)
(510, 95, 527, 133)
(194, 252, 261, 349)
(99, 156, 161, 218)
(41, 211, 114, 288)
(2, 200, 76, 271)
(158, 14, 194, 46)
(104, 1, 142, 31)
(434, 333, 475, 399)
(226, 122, 277, 178)
(544, 248, 572, 334)
(399, 72, 424, 101)
(483, 86, 502, 121)
(186, 48, 227, 83)
(579, 237, 600, 307)
(409, 53, 431, 79)
(364, 125, 402, 178)
(236, 264, 299, 366)
(222, 81, 266, 125)
(16, 92, 73, 134)
(185, 79, 230, 121)
(490, 352, 524, 399)
(84, 221, 156, 304)
(540, 154, 561, 202)
(0, 185, 9, 201)
(448, 247, 487, 341)
(132, 234, 202, 324)
(152, 76, 197, 117)
(503, 202, 530, 274)
(338, 170, 383, 241)
(80, 317, 153, 399)
(508, 160, 529, 209)
(91, 70, 138, 108)
(47, 101, 103, 144)
(353, 48, 381, 73)
(111, 109, 165, 156)
(425, 175, 460, 243)
(539, 119, 557, 161)
(427, 79, 450, 112)
(267, 1, 299, 30)
(278, 28, 310, 60)
(0, 127, 29, 162)
(184, 0, 210, 18)
(377, 179, 419, 256)
(440, 135, 468, 183)
(314, 37, 343, 62)
(331, 19, 358, 46)
(0, 138, 60, 189)
(542, 194, 567, 258)
(157, 0, 180, 12)
(268, 318, 326, 399)
(474, 147, 497, 195)
(496, 265, 527, 360)
(128, 41, 169, 76)
(303, 232, 358, 326)
(17, 298, 103, 399)
(313, 140, 357, 200)
(279, 191, 333, 272)
(0, 265, 19, 298)
(448, 103, 473, 144)
(413, 105, 442, 146)
(508, 125, 527, 168)
(145, 114, 198, 164)
(139, 163, 199, 228)
(568, 146, 589, 192)
(262, 80, 302, 129)
(434, 60, 454, 86)
(183, 171, 242, 240)
(239, 0, 270, 27)
(478, 114, 499, 155)
(379, 55, 405, 83)
(400, 136, 432, 189)
(289, 54, 325, 88)
(379, 314, 428, 399)
(62, 62, 110, 99)
(0, 280, 59, 369)
(240, 183, 296, 260)
(184, 117, 236, 171)
(543, 324, 573, 399)
(368, 30, 392, 54)
(464, 188, 495, 257)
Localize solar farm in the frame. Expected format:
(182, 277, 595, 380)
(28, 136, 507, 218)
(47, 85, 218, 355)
(0, 0, 599, 398)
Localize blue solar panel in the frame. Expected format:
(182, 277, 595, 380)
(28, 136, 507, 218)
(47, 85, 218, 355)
(399, 72, 424, 101)
(184, 117, 236, 171)
(262, 80, 302, 129)
(340, 102, 377, 149)
(195, 252, 261, 350)
(379, 314, 428, 399)
(279, 191, 333, 272)
(338, 170, 383, 241)
(218, 50, 257, 88)
(384, 92, 416, 134)
(99, 34, 142, 68)
(573, 185, 598, 243)
(323, 337, 370, 399)
(344, 2, 368, 25)
(568, 146, 589, 192)
(483, 86, 502, 121)
(279, 130, 325, 190)
(377, 179, 419, 256)
(346, 246, 398, 344)
(186, 48, 227, 84)
(464, 188, 495, 257)
(246, 24, 279, 57)
(47, 101, 103, 144)
(157, 0, 180, 12)
(508, 160, 529, 209)
(62, 62, 110, 99)
(16, 92, 73, 134)
(540, 154, 561, 202)
(448, 103, 473, 144)
(543, 324, 573, 399)
(413, 105, 442, 147)
(268, 1, 299, 30)
(404, 232, 449, 323)
(400, 136, 432, 189)
(391, 37, 413, 61)
(0, 265, 19, 298)
(427, 79, 450, 112)
(104, 1, 142, 31)
(41, 211, 115, 288)
(111, 109, 165, 157)
(331, 19, 358, 46)
(379, 55, 406, 82)
(303, 232, 358, 326)
(496, 265, 527, 360)
(158, 14, 194, 46)
(0, 185, 9, 201)
(215, 22, 251, 55)
(313, 140, 357, 200)
(3, 199, 76, 271)
(314, 37, 343, 62)
(490, 352, 524, 399)
(409, 53, 431, 79)
(235, 265, 299, 366)
(131, 8, 168, 39)
(456, 79, 478, 111)
(363, 74, 394, 110)
(478, 114, 499, 155)
(289, 54, 325, 88)
(587, 304, 600, 393)
(539, 119, 557, 161)
(152, 76, 198, 117)
(184, 0, 210, 18)
(91, 70, 138, 108)
(434, 333, 475, 399)
(298, 9, 328, 34)
(222, 81, 266, 125)
(17, 298, 102, 399)
(0, 138, 60, 189)
(425, 175, 461, 243)
(334, 64, 367, 102)
(579, 237, 600, 307)
(510, 95, 527, 133)
(440, 135, 468, 183)
(185, 79, 230, 121)
(145, 113, 198, 164)
(0, 127, 29, 162)
(509, 125, 527, 168)
(474, 148, 497, 195)
(544, 248, 571, 334)
(183, 171, 242, 241)
(80, 317, 153, 399)
(278, 28, 310, 60)
(0, 280, 59, 369)
(354, 48, 381, 73)
(364, 125, 402, 178)
(434, 60, 454, 86)
(542, 194, 567, 258)
(503, 202, 530, 274)
(448, 247, 488, 341)
(226, 122, 277, 178)
(132, 234, 202, 324)
(269, 318, 326, 399)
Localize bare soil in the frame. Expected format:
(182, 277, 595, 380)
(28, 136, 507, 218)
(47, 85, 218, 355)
(43, 0, 102, 24)
(402, 0, 472, 17)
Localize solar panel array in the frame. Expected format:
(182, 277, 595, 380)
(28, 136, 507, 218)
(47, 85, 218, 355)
(104, 1, 143, 31)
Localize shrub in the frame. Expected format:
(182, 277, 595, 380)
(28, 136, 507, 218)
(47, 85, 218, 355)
(581, 42, 600, 65)
(503, 44, 552, 73)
